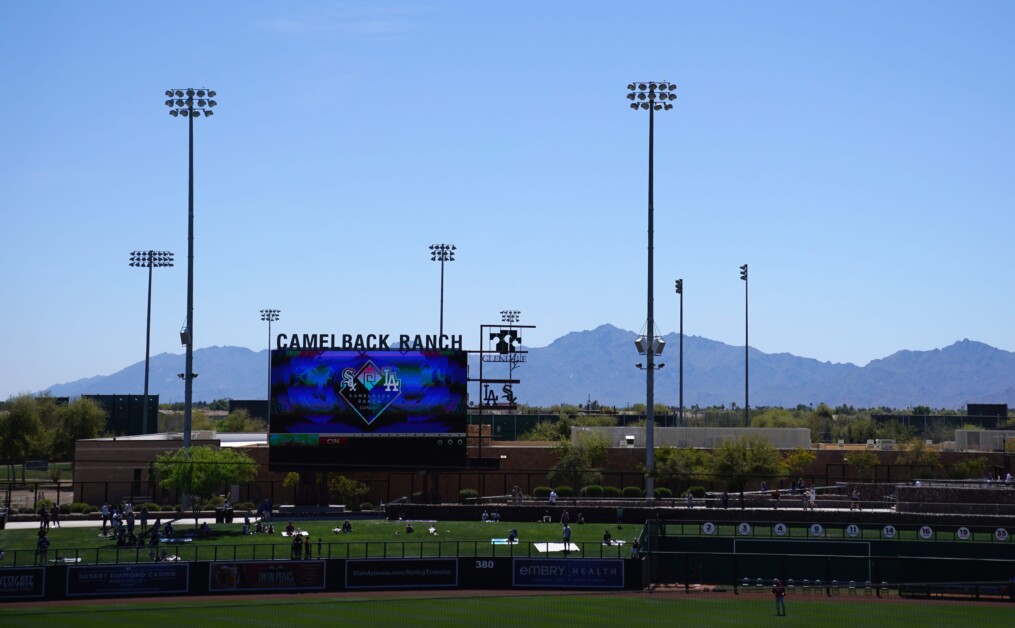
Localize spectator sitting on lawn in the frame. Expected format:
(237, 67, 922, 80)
(405, 522, 414, 534)
(198, 522, 212, 538)
(342, 520, 352, 533)
(491, 510, 501, 522)
(163, 522, 174, 538)
(603, 529, 613, 545)
(481, 510, 490, 522)
(508, 528, 518, 543)
(285, 521, 295, 536)
(427, 525, 438, 535)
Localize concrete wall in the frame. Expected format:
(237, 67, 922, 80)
(572, 426, 811, 449)
(954, 430, 1015, 452)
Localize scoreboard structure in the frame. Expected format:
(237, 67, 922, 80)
(267, 349, 468, 470)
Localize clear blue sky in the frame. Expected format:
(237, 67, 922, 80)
(2, 1, 1013, 400)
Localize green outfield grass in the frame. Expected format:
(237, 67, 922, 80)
(0, 519, 639, 565)
(0, 593, 1009, 627)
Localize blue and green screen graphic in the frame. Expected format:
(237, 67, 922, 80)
(268, 350, 469, 468)
(269, 349, 468, 436)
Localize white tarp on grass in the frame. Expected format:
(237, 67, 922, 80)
(533, 542, 581, 553)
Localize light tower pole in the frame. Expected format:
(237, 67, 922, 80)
(130, 250, 174, 434)
(740, 264, 749, 426)
(627, 81, 676, 500)
(165, 87, 217, 448)
(500, 309, 521, 400)
(675, 278, 684, 426)
(260, 309, 280, 427)
(429, 243, 456, 339)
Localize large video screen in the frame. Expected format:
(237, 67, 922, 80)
(268, 350, 468, 469)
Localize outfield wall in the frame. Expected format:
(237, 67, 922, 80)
(649, 537, 1015, 587)
(0, 557, 640, 602)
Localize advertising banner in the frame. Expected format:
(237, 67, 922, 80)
(66, 564, 189, 597)
(208, 561, 326, 592)
(512, 559, 624, 589)
(346, 558, 458, 589)
(0, 568, 45, 600)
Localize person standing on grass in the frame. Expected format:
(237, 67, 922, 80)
(50, 504, 60, 527)
(772, 578, 787, 616)
(36, 534, 50, 564)
(616, 507, 623, 529)
(562, 523, 571, 556)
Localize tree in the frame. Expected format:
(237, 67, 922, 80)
(572, 415, 617, 427)
(152, 446, 258, 527)
(190, 411, 216, 431)
(50, 397, 107, 460)
(844, 449, 879, 482)
(833, 417, 879, 444)
(520, 416, 572, 442)
(219, 409, 267, 433)
(710, 435, 783, 499)
(33, 394, 62, 434)
(0, 395, 47, 475)
(328, 474, 369, 508)
(653, 445, 712, 492)
(812, 403, 834, 421)
(895, 439, 942, 478)
(750, 408, 808, 429)
(781, 447, 816, 479)
(949, 456, 992, 480)
(548, 431, 609, 489)
(283, 471, 301, 503)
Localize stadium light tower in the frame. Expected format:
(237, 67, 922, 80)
(429, 243, 456, 339)
(675, 279, 684, 426)
(260, 309, 280, 427)
(165, 87, 217, 448)
(740, 264, 749, 426)
(130, 250, 174, 434)
(627, 80, 676, 501)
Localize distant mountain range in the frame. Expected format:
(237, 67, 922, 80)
(41, 324, 1015, 409)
